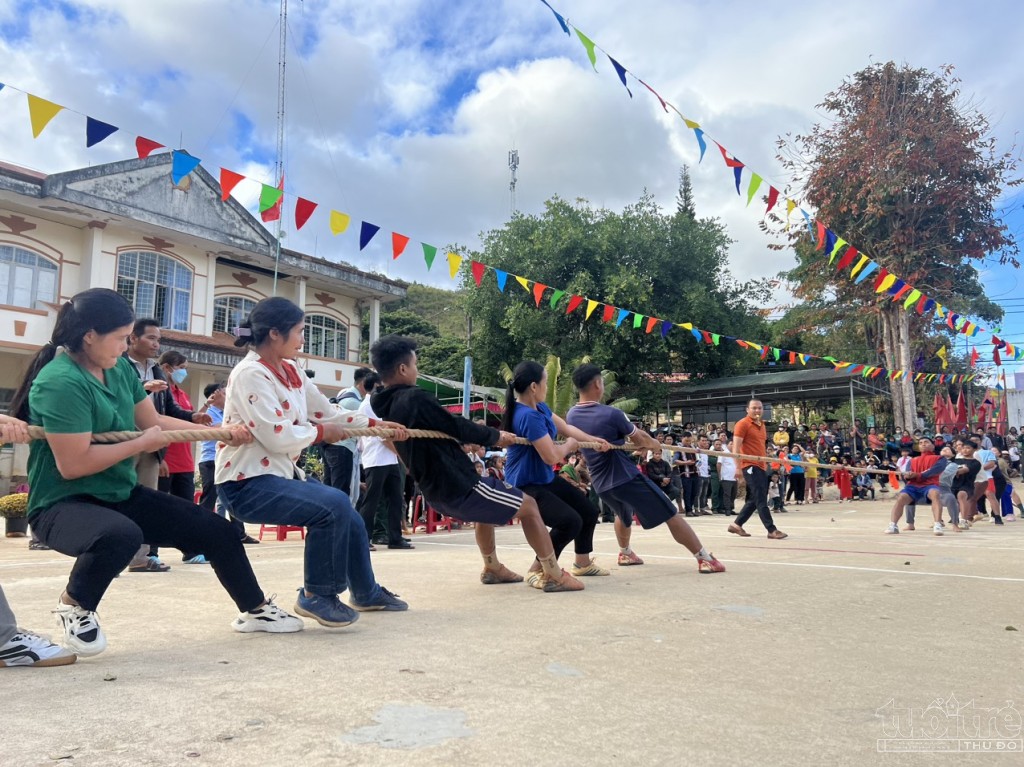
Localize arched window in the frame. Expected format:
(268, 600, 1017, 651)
(0, 245, 58, 309)
(116, 251, 192, 331)
(213, 295, 257, 334)
(305, 313, 348, 361)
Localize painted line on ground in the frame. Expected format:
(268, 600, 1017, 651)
(740, 546, 926, 557)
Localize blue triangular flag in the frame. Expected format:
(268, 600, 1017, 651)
(733, 166, 743, 195)
(823, 229, 838, 256)
(359, 221, 381, 251)
(693, 128, 707, 163)
(494, 269, 508, 293)
(540, 0, 571, 34)
(690, 327, 702, 342)
(854, 261, 879, 284)
(661, 321, 673, 338)
(608, 56, 632, 98)
(170, 150, 201, 185)
(85, 117, 118, 148)
(801, 209, 815, 242)
(615, 308, 630, 328)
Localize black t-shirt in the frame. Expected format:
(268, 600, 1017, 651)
(951, 458, 981, 494)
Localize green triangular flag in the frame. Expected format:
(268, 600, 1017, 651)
(422, 243, 437, 270)
(711, 333, 720, 346)
(549, 289, 566, 309)
(745, 173, 762, 206)
(575, 29, 599, 71)
(633, 313, 644, 329)
(258, 184, 283, 212)
(773, 348, 781, 361)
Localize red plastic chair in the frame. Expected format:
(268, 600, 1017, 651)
(258, 524, 306, 541)
(412, 495, 453, 534)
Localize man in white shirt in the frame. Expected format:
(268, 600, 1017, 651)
(695, 435, 711, 514)
(323, 367, 372, 506)
(971, 442, 1002, 524)
(718, 442, 738, 514)
(357, 376, 413, 550)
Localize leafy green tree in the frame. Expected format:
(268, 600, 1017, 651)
(461, 170, 769, 414)
(773, 62, 1018, 429)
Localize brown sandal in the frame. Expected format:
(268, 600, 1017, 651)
(480, 563, 524, 585)
(727, 523, 751, 537)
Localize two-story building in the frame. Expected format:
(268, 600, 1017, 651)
(0, 153, 406, 418)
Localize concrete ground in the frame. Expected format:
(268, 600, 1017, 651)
(2, 495, 1022, 767)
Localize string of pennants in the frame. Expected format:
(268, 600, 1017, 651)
(0, 79, 996, 379)
(536, 0, 1020, 366)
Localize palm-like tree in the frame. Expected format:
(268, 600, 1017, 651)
(498, 355, 638, 418)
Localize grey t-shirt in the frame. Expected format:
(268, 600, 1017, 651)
(565, 402, 640, 493)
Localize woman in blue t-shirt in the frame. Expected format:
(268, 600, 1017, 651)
(502, 361, 611, 588)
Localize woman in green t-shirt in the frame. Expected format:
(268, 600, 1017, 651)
(9, 289, 303, 659)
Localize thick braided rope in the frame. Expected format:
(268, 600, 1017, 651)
(23, 425, 898, 477)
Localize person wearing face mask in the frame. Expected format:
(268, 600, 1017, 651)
(157, 351, 207, 564)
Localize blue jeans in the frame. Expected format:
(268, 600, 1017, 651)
(218, 475, 382, 602)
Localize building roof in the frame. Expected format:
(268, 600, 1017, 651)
(668, 366, 890, 408)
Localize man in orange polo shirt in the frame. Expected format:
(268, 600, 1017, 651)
(728, 399, 787, 539)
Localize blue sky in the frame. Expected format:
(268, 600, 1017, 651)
(1, 0, 1022, 380)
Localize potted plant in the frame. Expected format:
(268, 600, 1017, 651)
(0, 492, 29, 537)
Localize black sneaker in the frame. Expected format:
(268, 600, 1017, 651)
(351, 586, 408, 612)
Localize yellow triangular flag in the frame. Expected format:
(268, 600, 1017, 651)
(680, 322, 693, 330)
(585, 299, 599, 320)
(935, 304, 945, 318)
(875, 274, 897, 294)
(515, 276, 531, 292)
(447, 252, 462, 279)
(785, 199, 797, 230)
(682, 117, 701, 130)
(937, 345, 948, 370)
(850, 254, 869, 277)
(27, 94, 65, 139)
(329, 211, 351, 235)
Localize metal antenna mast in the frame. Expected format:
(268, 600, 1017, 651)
(271, 0, 288, 295)
(508, 149, 519, 216)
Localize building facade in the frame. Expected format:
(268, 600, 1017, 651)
(0, 153, 406, 418)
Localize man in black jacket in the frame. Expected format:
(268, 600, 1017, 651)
(645, 452, 678, 501)
(123, 318, 211, 571)
(369, 335, 584, 592)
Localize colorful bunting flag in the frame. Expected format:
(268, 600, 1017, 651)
(219, 168, 245, 201)
(135, 136, 164, 159)
(661, 321, 673, 338)
(533, 282, 547, 307)
(359, 221, 380, 250)
(170, 150, 201, 186)
(549, 289, 565, 309)
(330, 211, 352, 235)
(260, 175, 284, 223)
(494, 269, 508, 293)
(575, 29, 599, 71)
(516, 276, 531, 292)
(421, 242, 437, 269)
(765, 186, 780, 216)
(645, 317, 658, 334)
(854, 261, 879, 284)
(586, 299, 599, 320)
(540, 0, 571, 34)
(294, 198, 317, 231)
(615, 308, 630, 327)
(608, 56, 632, 97)
(391, 232, 411, 259)
(85, 117, 117, 148)
(745, 173, 762, 206)
(471, 261, 486, 287)
(566, 295, 583, 314)
(26, 94, 64, 138)
(447, 252, 462, 279)
(632, 313, 644, 329)
(601, 305, 615, 323)
(937, 345, 948, 370)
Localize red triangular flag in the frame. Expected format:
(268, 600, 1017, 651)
(602, 305, 615, 323)
(736, 339, 749, 349)
(471, 261, 486, 287)
(565, 295, 584, 314)
(219, 168, 245, 201)
(700, 330, 713, 344)
(915, 294, 928, 315)
(970, 347, 979, 368)
(815, 221, 827, 250)
(994, 347, 1002, 366)
(645, 317, 658, 334)
(765, 186, 780, 215)
(873, 267, 890, 291)
(789, 352, 797, 364)
(136, 136, 164, 159)
(392, 232, 411, 260)
(760, 346, 770, 361)
(533, 283, 547, 307)
(294, 197, 317, 230)
(835, 247, 857, 271)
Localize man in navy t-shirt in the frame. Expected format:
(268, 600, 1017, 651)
(565, 364, 725, 575)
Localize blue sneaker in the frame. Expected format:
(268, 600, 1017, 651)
(292, 589, 359, 628)
(351, 586, 408, 612)
(183, 555, 209, 565)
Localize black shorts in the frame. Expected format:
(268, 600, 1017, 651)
(429, 475, 524, 526)
(599, 474, 677, 529)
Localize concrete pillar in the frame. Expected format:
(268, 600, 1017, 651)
(294, 276, 307, 311)
(204, 252, 218, 336)
(81, 223, 106, 296)
(370, 297, 381, 346)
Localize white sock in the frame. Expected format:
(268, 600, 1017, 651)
(619, 546, 632, 555)
(694, 546, 711, 561)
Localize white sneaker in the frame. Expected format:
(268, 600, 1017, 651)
(53, 601, 106, 657)
(232, 598, 304, 634)
(0, 630, 77, 667)
(958, 520, 971, 530)
(933, 523, 944, 536)
(885, 522, 899, 534)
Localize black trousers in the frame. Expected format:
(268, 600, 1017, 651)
(786, 473, 806, 502)
(720, 480, 738, 512)
(520, 475, 599, 559)
(31, 486, 264, 613)
(198, 460, 246, 540)
(158, 471, 198, 559)
(322, 444, 355, 494)
(679, 474, 697, 513)
(357, 464, 404, 544)
(734, 466, 778, 533)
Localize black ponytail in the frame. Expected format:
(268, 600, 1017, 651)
(233, 296, 304, 348)
(500, 360, 545, 432)
(9, 288, 134, 421)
